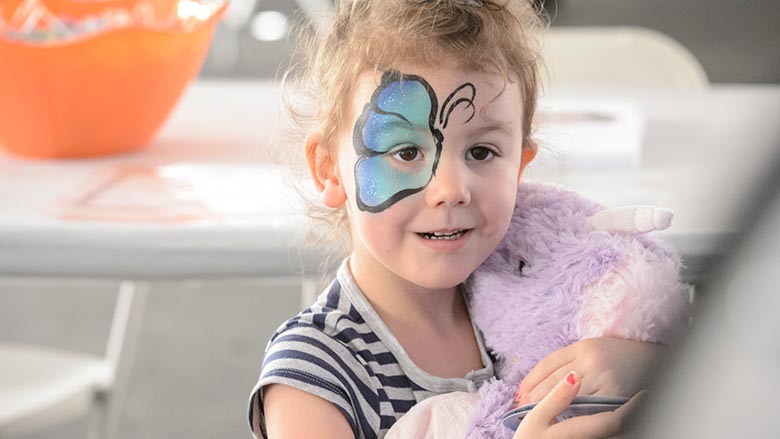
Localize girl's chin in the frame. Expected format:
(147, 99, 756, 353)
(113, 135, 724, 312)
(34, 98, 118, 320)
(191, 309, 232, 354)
(406, 271, 472, 291)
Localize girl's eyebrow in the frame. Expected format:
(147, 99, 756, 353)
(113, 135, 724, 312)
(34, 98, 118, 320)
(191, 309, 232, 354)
(467, 122, 513, 138)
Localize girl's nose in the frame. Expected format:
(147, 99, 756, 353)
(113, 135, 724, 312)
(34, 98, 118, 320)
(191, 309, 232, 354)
(424, 158, 471, 208)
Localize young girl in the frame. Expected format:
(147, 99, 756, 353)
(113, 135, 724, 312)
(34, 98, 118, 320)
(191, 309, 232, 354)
(249, 1, 658, 438)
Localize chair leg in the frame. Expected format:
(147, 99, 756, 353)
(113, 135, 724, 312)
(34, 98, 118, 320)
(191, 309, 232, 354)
(88, 280, 149, 439)
(88, 391, 109, 439)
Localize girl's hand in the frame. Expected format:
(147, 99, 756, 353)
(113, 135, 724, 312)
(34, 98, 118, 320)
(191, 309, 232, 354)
(516, 338, 661, 405)
(512, 371, 646, 439)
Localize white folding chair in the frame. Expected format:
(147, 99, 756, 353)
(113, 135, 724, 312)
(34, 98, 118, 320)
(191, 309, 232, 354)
(0, 281, 148, 439)
(544, 26, 709, 89)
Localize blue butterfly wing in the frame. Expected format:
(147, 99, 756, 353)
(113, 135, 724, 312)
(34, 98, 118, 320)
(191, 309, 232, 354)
(353, 71, 441, 213)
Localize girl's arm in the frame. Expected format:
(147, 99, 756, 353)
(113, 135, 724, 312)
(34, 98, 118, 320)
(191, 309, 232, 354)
(262, 384, 355, 439)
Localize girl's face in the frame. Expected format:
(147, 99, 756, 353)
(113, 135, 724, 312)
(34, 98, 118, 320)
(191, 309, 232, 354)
(319, 62, 535, 292)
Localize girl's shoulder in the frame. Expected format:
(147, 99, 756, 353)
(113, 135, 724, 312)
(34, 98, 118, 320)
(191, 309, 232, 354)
(269, 279, 369, 347)
(252, 277, 408, 439)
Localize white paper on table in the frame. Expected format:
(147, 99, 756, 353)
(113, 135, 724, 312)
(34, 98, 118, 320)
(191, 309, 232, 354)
(50, 163, 304, 223)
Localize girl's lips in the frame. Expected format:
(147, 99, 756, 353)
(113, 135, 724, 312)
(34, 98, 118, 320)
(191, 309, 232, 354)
(416, 229, 473, 250)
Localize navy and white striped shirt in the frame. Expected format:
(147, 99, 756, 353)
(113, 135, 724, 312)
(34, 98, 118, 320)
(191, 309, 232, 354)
(248, 259, 495, 439)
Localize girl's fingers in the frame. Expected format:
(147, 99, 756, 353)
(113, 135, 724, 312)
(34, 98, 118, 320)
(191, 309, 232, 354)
(521, 371, 580, 427)
(515, 374, 646, 439)
(548, 409, 622, 439)
(518, 346, 575, 398)
(520, 363, 580, 405)
(547, 390, 648, 439)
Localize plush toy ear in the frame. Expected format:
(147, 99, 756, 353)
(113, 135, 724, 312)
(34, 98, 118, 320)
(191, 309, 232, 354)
(305, 134, 347, 208)
(587, 206, 674, 233)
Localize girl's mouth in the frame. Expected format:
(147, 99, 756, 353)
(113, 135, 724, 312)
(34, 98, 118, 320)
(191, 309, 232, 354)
(418, 229, 470, 240)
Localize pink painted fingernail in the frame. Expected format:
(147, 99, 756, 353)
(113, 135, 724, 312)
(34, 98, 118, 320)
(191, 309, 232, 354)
(513, 391, 523, 402)
(566, 371, 577, 385)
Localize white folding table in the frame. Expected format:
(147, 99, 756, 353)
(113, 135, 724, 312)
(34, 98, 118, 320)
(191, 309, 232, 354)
(1, 80, 778, 436)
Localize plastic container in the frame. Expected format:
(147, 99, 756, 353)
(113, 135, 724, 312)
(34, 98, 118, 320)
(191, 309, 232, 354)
(0, 0, 227, 158)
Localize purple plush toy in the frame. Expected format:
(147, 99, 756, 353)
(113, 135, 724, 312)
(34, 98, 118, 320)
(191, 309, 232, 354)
(386, 183, 690, 439)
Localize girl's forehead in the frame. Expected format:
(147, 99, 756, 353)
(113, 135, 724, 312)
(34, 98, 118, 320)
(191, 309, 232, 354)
(350, 66, 523, 124)
(358, 65, 506, 95)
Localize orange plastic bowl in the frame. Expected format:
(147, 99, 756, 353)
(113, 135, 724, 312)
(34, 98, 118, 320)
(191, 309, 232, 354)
(0, 0, 227, 158)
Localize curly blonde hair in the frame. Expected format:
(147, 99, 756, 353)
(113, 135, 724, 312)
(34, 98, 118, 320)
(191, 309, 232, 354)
(282, 0, 548, 267)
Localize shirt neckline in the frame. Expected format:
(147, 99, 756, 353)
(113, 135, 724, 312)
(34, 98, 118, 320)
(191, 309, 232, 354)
(336, 258, 495, 393)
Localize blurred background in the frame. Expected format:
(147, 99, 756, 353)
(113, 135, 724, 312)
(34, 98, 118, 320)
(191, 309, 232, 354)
(1, 1, 779, 439)
(199, 0, 780, 83)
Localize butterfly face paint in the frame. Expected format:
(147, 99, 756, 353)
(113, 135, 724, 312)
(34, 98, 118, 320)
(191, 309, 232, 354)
(353, 70, 476, 213)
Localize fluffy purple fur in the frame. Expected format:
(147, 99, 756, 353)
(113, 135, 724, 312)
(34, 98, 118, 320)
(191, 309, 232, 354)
(463, 183, 685, 439)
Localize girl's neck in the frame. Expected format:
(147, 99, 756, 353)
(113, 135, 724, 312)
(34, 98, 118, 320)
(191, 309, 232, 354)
(347, 256, 468, 331)
(347, 256, 485, 379)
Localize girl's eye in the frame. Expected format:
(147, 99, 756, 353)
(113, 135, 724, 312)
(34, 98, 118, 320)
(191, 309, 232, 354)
(393, 146, 422, 162)
(467, 146, 495, 161)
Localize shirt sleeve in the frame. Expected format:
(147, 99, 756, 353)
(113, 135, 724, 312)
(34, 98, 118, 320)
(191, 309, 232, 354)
(247, 325, 365, 439)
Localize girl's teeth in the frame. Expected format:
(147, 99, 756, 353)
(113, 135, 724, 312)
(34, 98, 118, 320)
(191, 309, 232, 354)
(422, 230, 467, 240)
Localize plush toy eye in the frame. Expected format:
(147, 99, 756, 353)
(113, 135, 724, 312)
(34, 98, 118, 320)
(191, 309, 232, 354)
(518, 258, 527, 275)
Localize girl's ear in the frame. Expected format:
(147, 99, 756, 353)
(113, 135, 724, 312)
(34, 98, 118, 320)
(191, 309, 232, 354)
(517, 139, 538, 183)
(305, 133, 347, 208)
